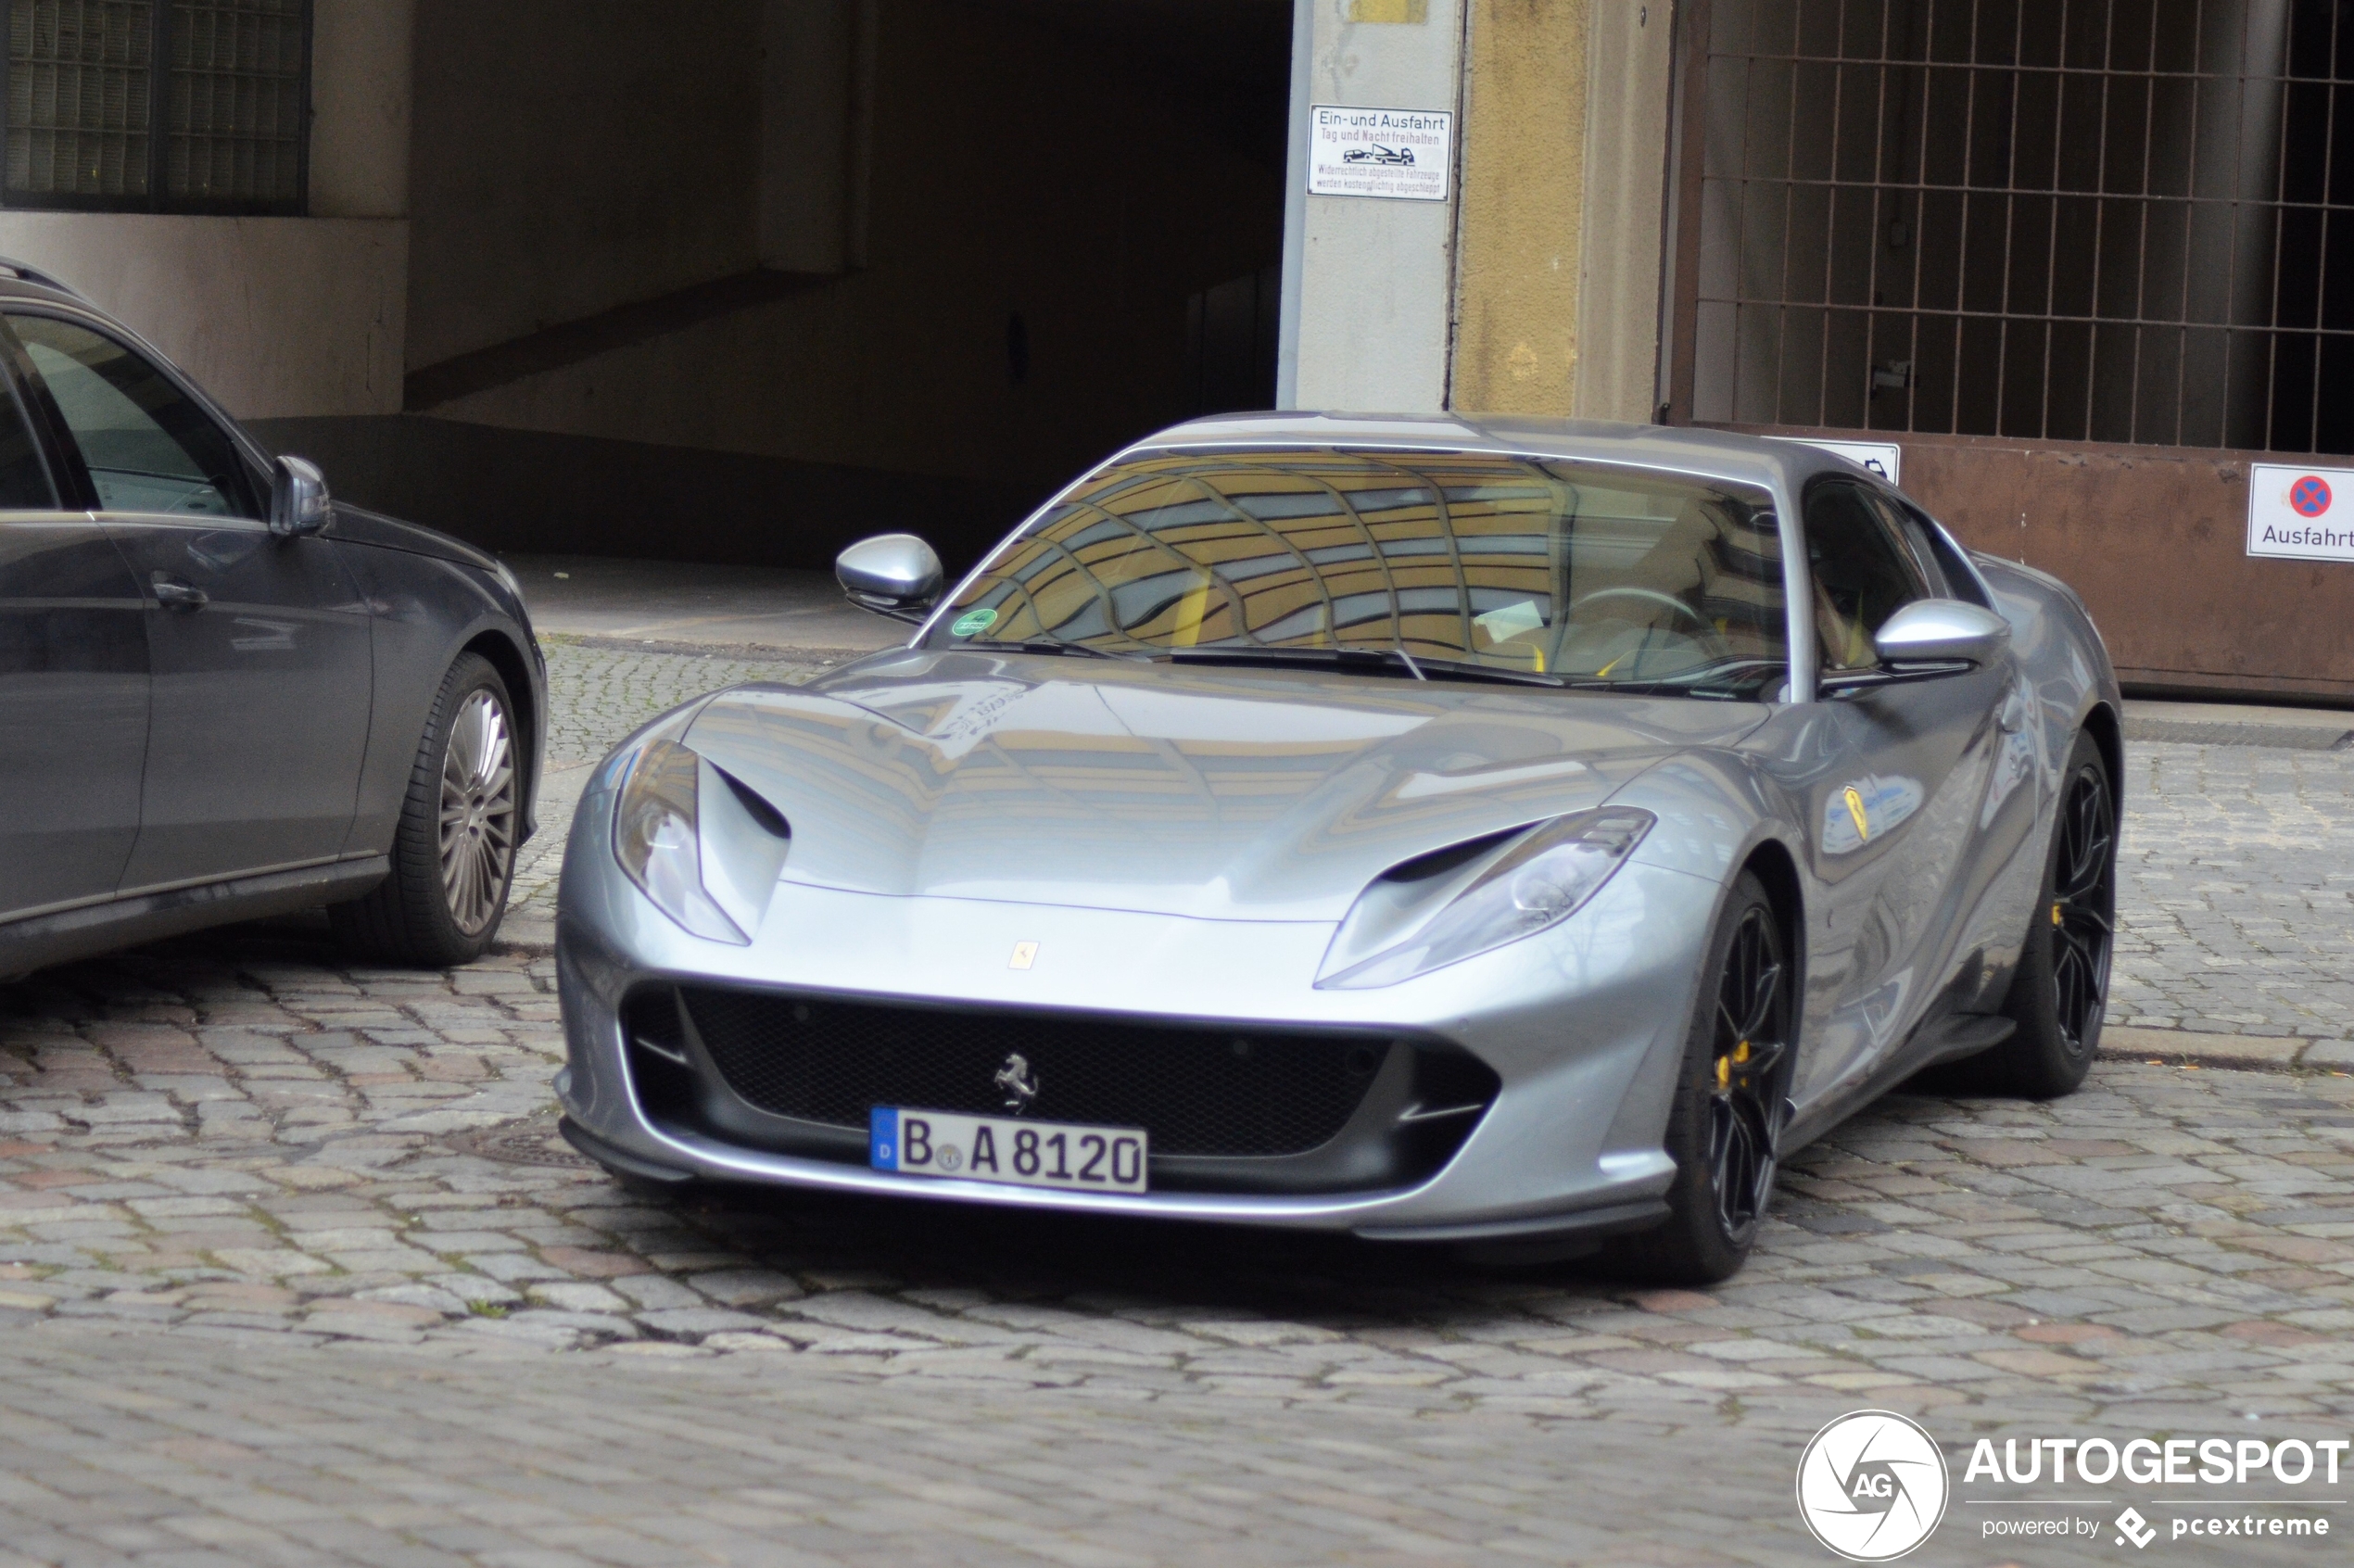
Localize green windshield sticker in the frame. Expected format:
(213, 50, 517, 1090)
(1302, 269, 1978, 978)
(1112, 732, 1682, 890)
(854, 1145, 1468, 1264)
(950, 606, 999, 638)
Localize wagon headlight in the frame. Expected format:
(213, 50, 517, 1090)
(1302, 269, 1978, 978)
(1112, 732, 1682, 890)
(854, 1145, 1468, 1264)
(613, 738, 790, 943)
(1317, 808, 1654, 989)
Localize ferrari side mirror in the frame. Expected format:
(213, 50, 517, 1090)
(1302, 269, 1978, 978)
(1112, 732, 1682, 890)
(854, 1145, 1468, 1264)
(1873, 599, 2010, 669)
(837, 534, 944, 623)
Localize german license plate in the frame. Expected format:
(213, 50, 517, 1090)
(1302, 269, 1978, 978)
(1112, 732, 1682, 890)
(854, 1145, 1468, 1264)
(868, 1106, 1148, 1194)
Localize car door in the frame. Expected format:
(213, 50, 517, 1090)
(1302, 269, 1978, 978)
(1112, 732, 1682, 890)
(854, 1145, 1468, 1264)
(4, 311, 373, 889)
(1785, 478, 2014, 1102)
(0, 358, 150, 919)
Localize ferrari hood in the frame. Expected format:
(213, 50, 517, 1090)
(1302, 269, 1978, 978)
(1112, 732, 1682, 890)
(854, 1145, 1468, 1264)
(681, 649, 1769, 922)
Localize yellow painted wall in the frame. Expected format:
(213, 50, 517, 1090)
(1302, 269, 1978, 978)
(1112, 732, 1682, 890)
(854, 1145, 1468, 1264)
(1449, 0, 1590, 417)
(1449, 0, 1674, 423)
(1575, 0, 1675, 422)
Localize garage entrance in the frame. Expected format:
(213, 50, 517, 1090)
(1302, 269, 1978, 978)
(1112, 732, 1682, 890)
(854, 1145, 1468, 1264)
(262, 0, 1295, 575)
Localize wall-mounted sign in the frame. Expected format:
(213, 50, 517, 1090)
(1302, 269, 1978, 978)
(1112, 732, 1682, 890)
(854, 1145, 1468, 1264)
(2247, 462, 2354, 562)
(1766, 436, 1904, 485)
(1308, 106, 1452, 202)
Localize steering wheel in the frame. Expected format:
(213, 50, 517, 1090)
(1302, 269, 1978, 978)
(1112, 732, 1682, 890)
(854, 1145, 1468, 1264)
(1563, 587, 1733, 665)
(1567, 586, 1713, 628)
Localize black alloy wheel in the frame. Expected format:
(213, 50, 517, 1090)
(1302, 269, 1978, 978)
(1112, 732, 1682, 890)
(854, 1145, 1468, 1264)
(1610, 871, 1793, 1284)
(2046, 758, 2118, 1054)
(1942, 727, 2116, 1099)
(1707, 904, 1791, 1240)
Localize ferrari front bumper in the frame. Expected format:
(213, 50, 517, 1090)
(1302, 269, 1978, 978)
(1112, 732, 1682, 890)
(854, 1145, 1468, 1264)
(553, 769, 1728, 1242)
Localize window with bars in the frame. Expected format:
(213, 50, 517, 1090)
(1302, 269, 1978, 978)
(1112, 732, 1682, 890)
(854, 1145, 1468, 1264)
(2, 0, 308, 214)
(1685, 0, 2354, 455)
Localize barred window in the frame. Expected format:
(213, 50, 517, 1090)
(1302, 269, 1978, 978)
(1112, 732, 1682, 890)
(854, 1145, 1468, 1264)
(1682, 0, 2354, 457)
(2, 0, 307, 213)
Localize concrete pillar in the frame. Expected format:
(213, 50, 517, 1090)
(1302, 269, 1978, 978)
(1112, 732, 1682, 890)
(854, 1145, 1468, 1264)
(1450, 0, 1672, 420)
(309, 0, 414, 219)
(1572, 0, 1675, 423)
(1281, 0, 1674, 421)
(759, 0, 877, 273)
(1449, 0, 1588, 416)
(1286, 0, 1465, 411)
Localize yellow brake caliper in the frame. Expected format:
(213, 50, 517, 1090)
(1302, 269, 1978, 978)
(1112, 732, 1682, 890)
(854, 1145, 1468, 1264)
(1716, 1039, 1751, 1092)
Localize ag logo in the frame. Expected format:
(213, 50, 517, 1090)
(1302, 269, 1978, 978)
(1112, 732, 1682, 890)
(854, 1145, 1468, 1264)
(1796, 1410, 1949, 1561)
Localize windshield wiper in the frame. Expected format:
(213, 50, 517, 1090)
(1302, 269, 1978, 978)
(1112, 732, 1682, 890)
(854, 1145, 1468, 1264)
(1559, 658, 1784, 701)
(984, 639, 1141, 661)
(1160, 647, 1568, 689)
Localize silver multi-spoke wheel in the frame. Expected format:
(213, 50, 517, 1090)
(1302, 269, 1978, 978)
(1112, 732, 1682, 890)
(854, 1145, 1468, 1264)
(334, 651, 527, 967)
(437, 689, 516, 935)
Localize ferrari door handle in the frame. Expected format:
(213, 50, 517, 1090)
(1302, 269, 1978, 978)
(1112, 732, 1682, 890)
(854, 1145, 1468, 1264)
(151, 573, 208, 610)
(1997, 689, 2029, 733)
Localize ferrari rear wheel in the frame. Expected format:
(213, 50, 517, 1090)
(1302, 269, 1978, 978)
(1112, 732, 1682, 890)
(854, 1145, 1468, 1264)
(1607, 871, 1792, 1284)
(1954, 729, 2115, 1098)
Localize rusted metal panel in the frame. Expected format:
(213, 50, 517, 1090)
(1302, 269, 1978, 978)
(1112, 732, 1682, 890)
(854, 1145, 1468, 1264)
(1727, 425, 2354, 704)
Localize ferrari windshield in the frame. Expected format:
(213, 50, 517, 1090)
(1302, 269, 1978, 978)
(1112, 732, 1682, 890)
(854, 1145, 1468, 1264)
(926, 449, 1788, 695)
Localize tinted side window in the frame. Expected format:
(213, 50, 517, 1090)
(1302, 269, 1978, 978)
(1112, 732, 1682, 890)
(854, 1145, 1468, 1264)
(1902, 504, 1992, 607)
(1861, 492, 1948, 596)
(0, 367, 54, 510)
(6, 316, 257, 519)
(1804, 481, 1928, 670)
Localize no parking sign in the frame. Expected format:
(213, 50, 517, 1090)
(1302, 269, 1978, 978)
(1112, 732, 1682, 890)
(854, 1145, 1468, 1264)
(2248, 462, 2354, 561)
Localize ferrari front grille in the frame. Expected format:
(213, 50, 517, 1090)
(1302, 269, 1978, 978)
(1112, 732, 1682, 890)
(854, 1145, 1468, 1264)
(670, 986, 1410, 1158)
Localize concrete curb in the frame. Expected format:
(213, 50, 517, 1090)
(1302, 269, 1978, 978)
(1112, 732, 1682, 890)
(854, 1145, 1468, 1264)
(495, 922, 555, 959)
(2099, 1024, 2352, 1073)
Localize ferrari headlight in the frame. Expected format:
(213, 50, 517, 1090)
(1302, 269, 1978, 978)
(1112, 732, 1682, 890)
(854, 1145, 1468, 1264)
(613, 738, 750, 943)
(1317, 808, 1654, 989)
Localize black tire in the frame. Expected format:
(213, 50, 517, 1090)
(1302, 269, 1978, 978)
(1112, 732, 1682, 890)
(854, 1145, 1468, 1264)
(1605, 871, 1794, 1285)
(1945, 729, 2116, 1098)
(332, 651, 522, 967)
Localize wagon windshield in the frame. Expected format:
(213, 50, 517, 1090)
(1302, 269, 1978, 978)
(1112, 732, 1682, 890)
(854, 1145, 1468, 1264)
(925, 448, 1788, 696)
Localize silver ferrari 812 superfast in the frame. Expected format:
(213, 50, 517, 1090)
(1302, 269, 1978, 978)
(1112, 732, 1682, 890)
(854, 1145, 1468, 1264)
(554, 414, 2120, 1282)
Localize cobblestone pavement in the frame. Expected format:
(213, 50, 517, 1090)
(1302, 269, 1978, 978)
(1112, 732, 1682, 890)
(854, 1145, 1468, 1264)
(3, 647, 2352, 1563)
(2112, 741, 2354, 1040)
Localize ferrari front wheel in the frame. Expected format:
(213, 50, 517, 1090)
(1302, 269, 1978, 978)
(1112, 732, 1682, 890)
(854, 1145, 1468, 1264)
(1607, 870, 1792, 1284)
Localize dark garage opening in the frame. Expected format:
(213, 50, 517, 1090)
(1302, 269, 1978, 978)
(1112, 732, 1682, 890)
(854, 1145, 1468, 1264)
(258, 0, 1296, 574)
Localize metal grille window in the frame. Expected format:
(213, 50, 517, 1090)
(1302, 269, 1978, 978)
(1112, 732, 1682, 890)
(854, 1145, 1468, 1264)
(3, 0, 307, 213)
(1682, 0, 2354, 454)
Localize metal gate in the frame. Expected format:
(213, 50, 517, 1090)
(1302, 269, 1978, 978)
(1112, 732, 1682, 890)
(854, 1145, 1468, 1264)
(1666, 0, 2352, 456)
(1658, 0, 2354, 699)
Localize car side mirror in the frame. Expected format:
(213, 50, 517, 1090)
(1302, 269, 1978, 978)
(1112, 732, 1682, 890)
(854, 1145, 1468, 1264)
(836, 533, 943, 623)
(1872, 598, 2011, 669)
(271, 455, 332, 537)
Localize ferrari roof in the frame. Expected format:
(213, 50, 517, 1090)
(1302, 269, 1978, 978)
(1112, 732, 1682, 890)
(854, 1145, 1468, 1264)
(1122, 411, 1883, 499)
